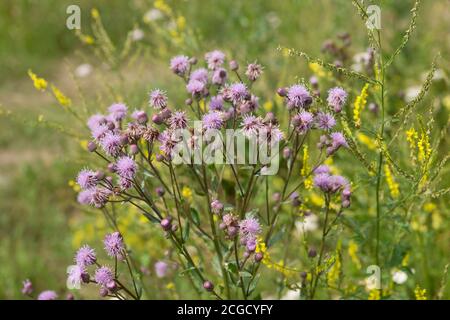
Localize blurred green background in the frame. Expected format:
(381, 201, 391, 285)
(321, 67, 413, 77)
(0, 0, 448, 299)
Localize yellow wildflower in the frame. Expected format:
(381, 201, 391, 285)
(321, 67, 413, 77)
(309, 192, 324, 207)
(417, 132, 431, 163)
(353, 83, 369, 128)
(181, 186, 193, 202)
(384, 164, 399, 198)
(401, 253, 410, 267)
(348, 240, 362, 269)
(37, 114, 44, 122)
(263, 100, 273, 112)
(309, 62, 331, 78)
(357, 132, 377, 150)
(368, 289, 381, 300)
(176, 16, 186, 31)
(166, 282, 175, 290)
(327, 253, 341, 287)
(68, 180, 80, 192)
(443, 95, 450, 110)
(51, 85, 72, 107)
(91, 8, 100, 19)
(414, 285, 427, 300)
(154, 0, 172, 15)
(28, 69, 48, 91)
(406, 127, 418, 149)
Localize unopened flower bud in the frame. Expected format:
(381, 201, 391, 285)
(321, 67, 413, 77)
(155, 187, 165, 197)
(203, 280, 214, 292)
(160, 218, 171, 231)
(87, 141, 97, 152)
(129, 144, 138, 155)
(99, 287, 108, 297)
(277, 87, 287, 97)
(255, 252, 263, 262)
(308, 248, 317, 258)
(152, 114, 163, 125)
(229, 60, 239, 71)
(107, 163, 116, 173)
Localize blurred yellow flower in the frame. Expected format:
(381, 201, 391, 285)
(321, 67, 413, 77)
(181, 186, 193, 202)
(51, 85, 72, 107)
(384, 164, 399, 198)
(414, 285, 427, 300)
(28, 69, 48, 91)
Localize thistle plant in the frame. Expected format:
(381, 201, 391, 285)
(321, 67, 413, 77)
(18, 0, 449, 300)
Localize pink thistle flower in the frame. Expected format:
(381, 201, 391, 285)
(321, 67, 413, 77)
(76, 169, 98, 190)
(104, 232, 125, 259)
(149, 89, 168, 109)
(190, 68, 209, 84)
(202, 111, 224, 130)
(108, 103, 128, 121)
(170, 55, 190, 76)
(37, 290, 58, 300)
(168, 111, 188, 129)
(327, 87, 347, 113)
(286, 84, 312, 110)
(115, 156, 137, 180)
(205, 50, 225, 70)
(75, 245, 97, 267)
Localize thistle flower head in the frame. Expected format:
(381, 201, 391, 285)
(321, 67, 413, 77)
(327, 87, 347, 113)
(108, 103, 128, 122)
(260, 122, 284, 144)
(37, 290, 58, 300)
(205, 50, 225, 69)
(228, 83, 249, 104)
(154, 261, 169, 278)
(202, 111, 224, 130)
(292, 111, 314, 134)
(316, 112, 336, 130)
(327, 131, 348, 155)
(212, 68, 227, 85)
(186, 79, 206, 96)
(77, 189, 93, 205)
(314, 165, 330, 175)
(67, 265, 86, 289)
(87, 114, 106, 131)
(286, 84, 312, 110)
(149, 89, 168, 109)
(209, 95, 224, 111)
(104, 232, 125, 258)
(211, 199, 224, 214)
(76, 169, 98, 190)
(91, 123, 110, 141)
(168, 111, 188, 129)
(94, 266, 114, 287)
(170, 55, 190, 76)
(100, 132, 122, 157)
(89, 186, 111, 208)
(75, 245, 97, 267)
(22, 279, 33, 295)
(239, 216, 261, 240)
(115, 156, 137, 180)
(245, 62, 263, 81)
(240, 115, 264, 138)
(190, 68, 209, 84)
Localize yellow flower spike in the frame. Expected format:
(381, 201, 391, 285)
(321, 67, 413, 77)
(384, 164, 399, 198)
(28, 69, 48, 91)
(199, 99, 206, 112)
(91, 8, 100, 19)
(353, 83, 369, 128)
(356, 133, 377, 150)
(414, 286, 427, 300)
(51, 85, 72, 107)
(308, 62, 330, 78)
(310, 192, 324, 207)
(348, 240, 362, 269)
(417, 132, 431, 164)
(68, 179, 81, 192)
(154, 0, 172, 15)
(176, 16, 186, 31)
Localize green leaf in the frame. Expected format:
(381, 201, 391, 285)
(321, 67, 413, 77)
(183, 221, 191, 242)
(190, 207, 200, 225)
